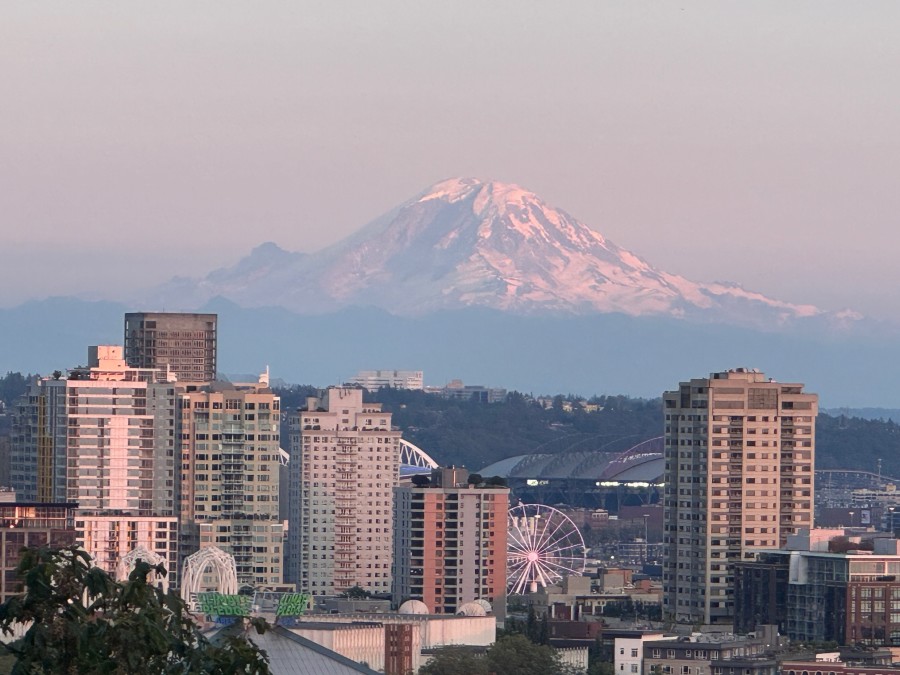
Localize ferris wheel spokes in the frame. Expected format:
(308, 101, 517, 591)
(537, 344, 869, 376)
(506, 503, 587, 595)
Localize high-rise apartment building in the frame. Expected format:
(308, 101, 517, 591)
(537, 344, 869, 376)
(662, 368, 817, 625)
(393, 467, 509, 615)
(288, 386, 401, 595)
(124, 312, 217, 383)
(177, 380, 284, 588)
(11, 346, 179, 576)
(12, 346, 177, 511)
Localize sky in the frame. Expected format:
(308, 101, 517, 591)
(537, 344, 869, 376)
(2, 2, 900, 318)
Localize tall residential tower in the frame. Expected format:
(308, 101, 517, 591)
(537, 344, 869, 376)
(662, 368, 817, 625)
(11, 346, 180, 577)
(177, 380, 285, 588)
(288, 387, 401, 595)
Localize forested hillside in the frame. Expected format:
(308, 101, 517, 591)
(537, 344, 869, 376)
(816, 412, 900, 476)
(3, 372, 899, 477)
(277, 385, 900, 477)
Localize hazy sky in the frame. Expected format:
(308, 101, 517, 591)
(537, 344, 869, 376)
(3, 2, 900, 318)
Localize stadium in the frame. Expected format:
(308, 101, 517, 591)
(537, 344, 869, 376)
(477, 436, 664, 511)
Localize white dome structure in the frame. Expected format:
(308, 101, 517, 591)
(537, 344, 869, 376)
(456, 602, 487, 617)
(398, 599, 431, 615)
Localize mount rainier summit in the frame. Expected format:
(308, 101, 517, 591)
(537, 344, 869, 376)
(148, 177, 854, 330)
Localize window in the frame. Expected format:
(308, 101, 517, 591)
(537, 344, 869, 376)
(631, 648, 638, 657)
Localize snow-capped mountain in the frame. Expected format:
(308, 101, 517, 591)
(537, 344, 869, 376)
(147, 177, 855, 328)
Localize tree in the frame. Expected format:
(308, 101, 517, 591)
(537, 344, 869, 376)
(418, 645, 488, 675)
(587, 635, 614, 675)
(0, 371, 30, 405)
(0, 546, 270, 674)
(485, 634, 570, 675)
(588, 664, 614, 675)
(341, 585, 372, 599)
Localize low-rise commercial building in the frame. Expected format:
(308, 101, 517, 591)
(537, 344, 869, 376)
(643, 629, 779, 675)
(735, 529, 900, 646)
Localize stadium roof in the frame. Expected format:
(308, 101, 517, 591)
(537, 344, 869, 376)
(478, 436, 663, 483)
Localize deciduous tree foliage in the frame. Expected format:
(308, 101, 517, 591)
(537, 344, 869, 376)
(419, 634, 581, 675)
(0, 546, 270, 674)
(486, 634, 573, 675)
(418, 645, 488, 675)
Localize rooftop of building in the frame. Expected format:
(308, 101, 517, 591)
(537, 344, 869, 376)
(210, 624, 380, 675)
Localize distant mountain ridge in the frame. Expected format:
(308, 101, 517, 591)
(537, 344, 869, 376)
(143, 177, 861, 331)
(2, 296, 893, 408)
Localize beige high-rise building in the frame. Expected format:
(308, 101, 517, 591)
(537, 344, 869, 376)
(124, 312, 217, 383)
(177, 380, 284, 589)
(662, 368, 817, 625)
(288, 386, 401, 595)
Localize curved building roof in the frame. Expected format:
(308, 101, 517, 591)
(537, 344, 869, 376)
(479, 436, 663, 483)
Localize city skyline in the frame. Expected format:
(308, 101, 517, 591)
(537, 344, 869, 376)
(3, 3, 900, 319)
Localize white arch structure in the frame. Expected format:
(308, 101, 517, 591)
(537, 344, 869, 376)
(279, 440, 436, 470)
(180, 546, 238, 601)
(399, 439, 439, 470)
(116, 545, 169, 592)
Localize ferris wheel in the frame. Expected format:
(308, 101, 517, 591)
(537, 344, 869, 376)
(507, 503, 587, 595)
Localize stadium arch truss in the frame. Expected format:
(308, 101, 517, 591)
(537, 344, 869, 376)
(399, 439, 439, 470)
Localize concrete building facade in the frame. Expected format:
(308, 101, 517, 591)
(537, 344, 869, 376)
(612, 630, 668, 675)
(177, 380, 284, 588)
(0, 502, 77, 601)
(10, 346, 180, 578)
(393, 466, 509, 615)
(124, 312, 217, 383)
(348, 370, 424, 392)
(735, 531, 900, 647)
(288, 387, 400, 595)
(76, 513, 179, 580)
(663, 368, 817, 625)
(12, 346, 178, 512)
(291, 611, 496, 670)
